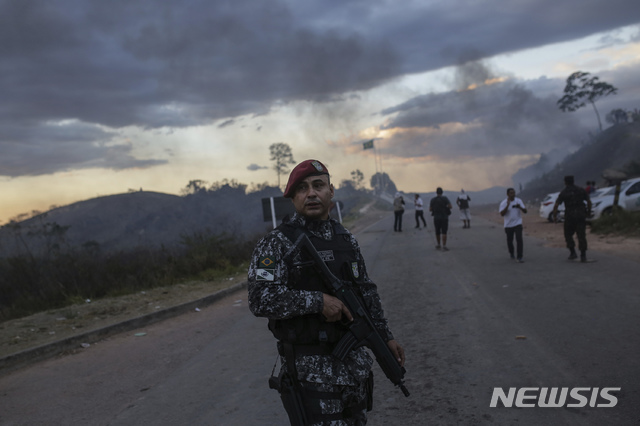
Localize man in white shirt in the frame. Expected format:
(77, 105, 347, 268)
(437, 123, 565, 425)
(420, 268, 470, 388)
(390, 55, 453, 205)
(414, 194, 427, 229)
(499, 188, 528, 263)
(456, 189, 471, 228)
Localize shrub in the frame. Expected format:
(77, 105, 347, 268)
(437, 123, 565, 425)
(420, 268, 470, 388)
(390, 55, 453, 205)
(590, 209, 640, 236)
(0, 230, 259, 321)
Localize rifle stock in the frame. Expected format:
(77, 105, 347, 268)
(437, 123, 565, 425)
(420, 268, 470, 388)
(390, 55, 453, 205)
(293, 233, 410, 397)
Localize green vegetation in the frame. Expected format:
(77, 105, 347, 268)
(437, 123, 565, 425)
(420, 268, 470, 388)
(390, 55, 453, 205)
(0, 228, 259, 321)
(0, 203, 374, 322)
(590, 209, 640, 237)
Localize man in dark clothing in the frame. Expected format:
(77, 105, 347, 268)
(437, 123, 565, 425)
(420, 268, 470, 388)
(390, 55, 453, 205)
(414, 193, 427, 229)
(248, 159, 405, 425)
(553, 175, 592, 262)
(393, 192, 405, 232)
(429, 187, 452, 251)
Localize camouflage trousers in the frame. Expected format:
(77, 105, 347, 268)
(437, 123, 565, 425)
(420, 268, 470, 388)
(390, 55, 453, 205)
(297, 375, 372, 426)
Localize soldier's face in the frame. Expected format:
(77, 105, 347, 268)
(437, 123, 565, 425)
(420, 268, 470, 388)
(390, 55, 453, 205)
(291, 175, 334, 220)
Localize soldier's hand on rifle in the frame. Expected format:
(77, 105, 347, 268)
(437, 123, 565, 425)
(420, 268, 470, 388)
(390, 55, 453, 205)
(322, 294, 353, 323)
(387, 339, 405, 367)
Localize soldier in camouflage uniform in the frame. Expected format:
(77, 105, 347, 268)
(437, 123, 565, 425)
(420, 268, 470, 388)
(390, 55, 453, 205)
(553, 175, 592, 262)
(248, 159, 405, 425)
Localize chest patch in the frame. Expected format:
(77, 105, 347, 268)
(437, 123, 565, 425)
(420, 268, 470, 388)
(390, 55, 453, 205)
(318, 250, 335, 262)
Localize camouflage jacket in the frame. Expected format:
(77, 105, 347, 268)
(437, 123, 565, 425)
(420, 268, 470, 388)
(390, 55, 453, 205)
(248, 212, 394, 385)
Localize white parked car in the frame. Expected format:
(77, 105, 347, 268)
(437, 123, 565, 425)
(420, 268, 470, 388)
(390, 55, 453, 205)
(539, 187, 611, 222)
(590, 178, 640, 219)
(539, 192, 563, 222)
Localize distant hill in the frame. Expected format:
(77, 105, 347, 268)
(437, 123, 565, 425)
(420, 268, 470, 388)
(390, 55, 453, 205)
(0, 187, 280, 256)
(0, 185, 378, 257)
(520, 121, 640, 201)
(404, 186, 508, 206)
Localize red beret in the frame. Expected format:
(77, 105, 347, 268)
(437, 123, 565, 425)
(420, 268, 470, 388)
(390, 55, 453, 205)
(283, 159, 330, 198)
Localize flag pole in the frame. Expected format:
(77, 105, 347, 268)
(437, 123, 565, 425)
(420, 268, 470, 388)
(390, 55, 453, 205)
(362, 139, 379, 193)
(374, 142, 380, 193)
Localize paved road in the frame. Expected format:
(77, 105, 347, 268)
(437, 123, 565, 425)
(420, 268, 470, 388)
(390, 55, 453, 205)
(1, 215, 639, 425)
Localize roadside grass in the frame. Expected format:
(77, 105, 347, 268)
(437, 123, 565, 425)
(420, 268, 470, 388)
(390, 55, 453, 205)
(1, 207, 368, 322)
(0, 184, 382, 325)
(0, 231, 260, 322)
(590, 209, 640, 236)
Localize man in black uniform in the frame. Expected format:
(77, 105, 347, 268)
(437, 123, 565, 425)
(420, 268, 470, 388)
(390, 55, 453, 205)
(429, 187, 452, 251)
(553, 175, 592, 262)
(248, 159, 405, 425)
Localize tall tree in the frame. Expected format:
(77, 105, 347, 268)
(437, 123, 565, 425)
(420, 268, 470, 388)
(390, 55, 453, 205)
(350, 169, 364, 189)
(370, 172, 396, 195)
(269, 143, 296, 189)
(557, 71, 618, 132)
(182, 179, 208, 195)
(605, 108, 628, 125)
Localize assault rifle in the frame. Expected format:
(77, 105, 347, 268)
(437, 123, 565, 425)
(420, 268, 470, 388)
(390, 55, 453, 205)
(293, 233, 410, 397)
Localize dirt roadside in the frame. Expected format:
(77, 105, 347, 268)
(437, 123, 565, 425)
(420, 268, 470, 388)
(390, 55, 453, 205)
(472, 203, 640, 263)
(1, 203, 637, 361)
(0, 277, 246, 359)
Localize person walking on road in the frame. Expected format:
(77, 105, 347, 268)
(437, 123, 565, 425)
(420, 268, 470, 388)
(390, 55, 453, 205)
(499, 188, 527, 263)
(414, 193, 427, 229)
(456, 189, 472, 229)
(393, 192, 405, 232)
(248, 159, 405, 425)
(553, 175, 592, 262)
(429, 187, 452, 251)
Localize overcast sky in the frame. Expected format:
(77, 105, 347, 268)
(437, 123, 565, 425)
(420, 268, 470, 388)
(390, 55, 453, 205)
(1, 0, 639, 223)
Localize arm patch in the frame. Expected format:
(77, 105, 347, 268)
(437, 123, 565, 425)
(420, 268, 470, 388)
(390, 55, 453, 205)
(257, 256, 275, 281)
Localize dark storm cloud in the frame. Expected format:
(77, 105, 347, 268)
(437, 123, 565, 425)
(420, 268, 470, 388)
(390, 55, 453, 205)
(379, 61, 589, 159)
(363, 0, 640, 74)
(1, 0, 638, 176)
(247, 164, 268, 171)
(0, 123, 166, 177)
(378, 55, 640, 163)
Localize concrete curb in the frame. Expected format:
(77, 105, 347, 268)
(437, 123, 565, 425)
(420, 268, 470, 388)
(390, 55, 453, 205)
(0, 281, 248, 376)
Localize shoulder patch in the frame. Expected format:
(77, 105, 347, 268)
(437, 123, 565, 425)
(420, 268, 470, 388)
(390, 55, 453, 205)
(257, 256, 275, 281)
(259, 256, 275, 268)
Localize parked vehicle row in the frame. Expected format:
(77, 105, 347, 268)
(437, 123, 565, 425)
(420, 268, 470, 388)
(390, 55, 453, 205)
(538, 177, 640, 222)
(539, 192, 563, 222)
(589, 177, 640, 219)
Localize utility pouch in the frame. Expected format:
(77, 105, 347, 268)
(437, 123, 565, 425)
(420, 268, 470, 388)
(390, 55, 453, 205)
(269, 371, 308, 426)
(366, 371, 374, 412)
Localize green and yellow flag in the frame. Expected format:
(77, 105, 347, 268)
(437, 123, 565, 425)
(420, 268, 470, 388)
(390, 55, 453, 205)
(363, 139, 374, 150)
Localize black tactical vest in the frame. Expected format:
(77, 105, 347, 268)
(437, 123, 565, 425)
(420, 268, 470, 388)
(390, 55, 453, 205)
(268, 220, 361, 345)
